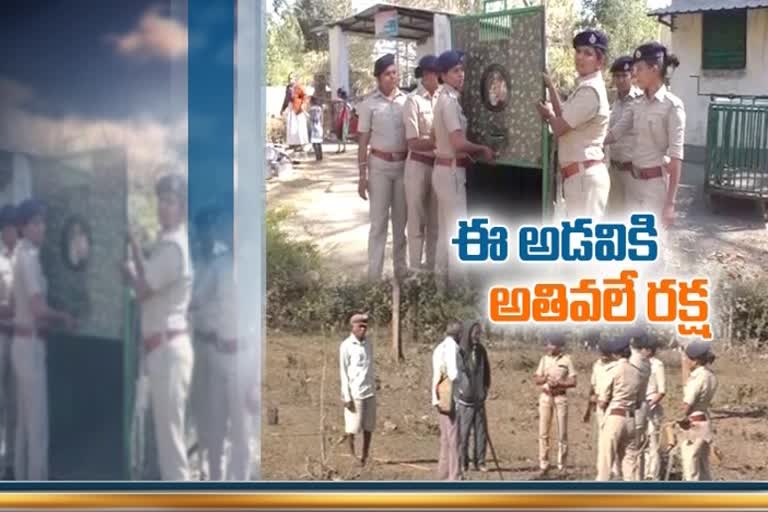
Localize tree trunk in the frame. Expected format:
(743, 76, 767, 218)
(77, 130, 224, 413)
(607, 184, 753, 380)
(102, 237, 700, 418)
(392, 279, 403, 362)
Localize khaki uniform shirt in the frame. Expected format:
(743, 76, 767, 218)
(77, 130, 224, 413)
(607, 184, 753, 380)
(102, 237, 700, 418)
(646, 356, 666, 400)
(12, 239, 46, 332)
(608, 87, 642, 163)
(590, 358, 616, 394)
(141, 226, 193, 337)
(599, 357, 645, 411)
(433, 84, 467, 161)
(558, 71, 609, 165)
(403, 84, 440, 158)
(0, 242, 15, 311)
(535, 353, 577, 393)
(608, 84, 686, 168)
(212, 251, 237, 342)
(357, 88, 408, 153)
(683, 366, 718, 417)
(191, 257, 218, 335)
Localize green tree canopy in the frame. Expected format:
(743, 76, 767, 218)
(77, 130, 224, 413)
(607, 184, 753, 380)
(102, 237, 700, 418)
(581, 0, 662, 63)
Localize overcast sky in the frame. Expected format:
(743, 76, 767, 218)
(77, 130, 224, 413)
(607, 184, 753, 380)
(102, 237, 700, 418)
(0, 0, 188, 179)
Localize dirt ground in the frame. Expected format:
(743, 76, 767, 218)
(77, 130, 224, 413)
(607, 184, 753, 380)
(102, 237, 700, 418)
(262, 333, 768, 481)
(264, 147, 768, 481)
(267, 143, 768, 280)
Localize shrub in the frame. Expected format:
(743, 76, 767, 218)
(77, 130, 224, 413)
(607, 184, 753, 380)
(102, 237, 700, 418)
(716, 278, 768, 347)
(266, 208, 482, 338)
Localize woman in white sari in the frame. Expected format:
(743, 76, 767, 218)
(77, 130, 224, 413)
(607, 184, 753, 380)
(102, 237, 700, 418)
(282, 74, 309, 149)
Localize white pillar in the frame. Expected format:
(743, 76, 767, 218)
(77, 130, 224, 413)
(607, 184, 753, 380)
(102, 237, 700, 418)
(329, 25, 350, 99)
(433, 14, 452, 54)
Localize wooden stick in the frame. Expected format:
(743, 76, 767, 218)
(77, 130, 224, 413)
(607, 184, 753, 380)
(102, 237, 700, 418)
(339, 454, 430, 472)
(319, 332, 328, 466)
(392, 279, 402, 361)
(482, 406, 505, 480)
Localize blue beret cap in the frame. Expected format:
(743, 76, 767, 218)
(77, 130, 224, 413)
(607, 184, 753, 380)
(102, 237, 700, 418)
(374, 54, 396, 77)
(611, 55, 634, 73)
(627, 326, 649, 348)
(598, 337, 612, 353)
(633, 42, 667, 63)
(415, 55, 440, 78)
(685, 341, 712, 360)
(573, 30, 608, 52)
(437, 50, 465, 73)
(0, 205, 16, 228)
(608, 335, 631, 354)
(545, 332, 566, 347)
(15, 199, 46, 227)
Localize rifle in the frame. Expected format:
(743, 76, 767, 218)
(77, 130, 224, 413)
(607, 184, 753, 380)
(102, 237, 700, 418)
(583, 395, 596, 424)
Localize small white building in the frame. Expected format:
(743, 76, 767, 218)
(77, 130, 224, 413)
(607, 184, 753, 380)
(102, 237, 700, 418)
(650, 0, 768, 162)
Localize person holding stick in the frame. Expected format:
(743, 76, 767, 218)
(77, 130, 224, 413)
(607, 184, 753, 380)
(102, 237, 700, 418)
(455, 321, 491, 475)
(122, 174, 194, 480)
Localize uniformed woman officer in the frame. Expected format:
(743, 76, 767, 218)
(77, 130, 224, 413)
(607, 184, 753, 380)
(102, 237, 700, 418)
(11, 199, 76, 480)
(537, 30, 611, 220)
(678, 341, 718, 481)
(605, 42, 684, 228)
(123, 174, 194, 480)
(356, 54, 409, 282)
(432, 50, 494, 285)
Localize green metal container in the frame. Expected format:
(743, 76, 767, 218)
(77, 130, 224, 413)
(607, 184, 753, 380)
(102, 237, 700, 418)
(705, 98, 768, 218)
(451, 6, 554, 222)
(0, 148, 134, 479)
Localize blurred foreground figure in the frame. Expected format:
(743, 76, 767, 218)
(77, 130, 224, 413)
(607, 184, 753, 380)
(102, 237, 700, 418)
(123, 174, 193, 481)
(203, 211, 256, 480)
(12, 199, 75, 480)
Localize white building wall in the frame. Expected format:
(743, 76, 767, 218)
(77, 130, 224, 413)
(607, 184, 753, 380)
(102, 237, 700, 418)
(669, 9, 768, 149)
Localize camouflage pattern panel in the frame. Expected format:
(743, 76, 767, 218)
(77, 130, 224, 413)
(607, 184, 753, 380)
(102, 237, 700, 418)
(31, 147, 128, 340)
(453, 7, 546, 168)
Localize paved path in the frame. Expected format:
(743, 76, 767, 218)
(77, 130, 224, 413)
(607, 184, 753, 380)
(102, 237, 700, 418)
(267, 148, 768, 281)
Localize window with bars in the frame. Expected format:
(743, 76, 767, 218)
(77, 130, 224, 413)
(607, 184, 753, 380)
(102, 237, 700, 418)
(702, 9, 747, 70)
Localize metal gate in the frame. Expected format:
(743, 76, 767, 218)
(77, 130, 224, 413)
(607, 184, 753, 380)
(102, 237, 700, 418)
(705, 99, 768, 215)
(451, 5, 552, 217)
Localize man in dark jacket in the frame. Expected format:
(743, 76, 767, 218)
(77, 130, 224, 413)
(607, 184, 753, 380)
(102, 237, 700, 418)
(455, 321, 491, 474)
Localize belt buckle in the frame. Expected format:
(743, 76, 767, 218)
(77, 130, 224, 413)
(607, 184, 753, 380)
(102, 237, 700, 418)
(630, 166, 641, 180)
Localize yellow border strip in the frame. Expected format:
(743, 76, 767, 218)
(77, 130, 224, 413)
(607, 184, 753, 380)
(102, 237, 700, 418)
(2, 493, 768, 509)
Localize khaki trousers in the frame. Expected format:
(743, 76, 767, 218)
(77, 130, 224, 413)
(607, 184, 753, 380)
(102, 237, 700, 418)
(681, 420, 713, 481)
(404, 158, 438, 271)
(593, 407, 620, 477)
(437, 411, 460, 480)
(11, 336, 47, 480)
(562, 162, 610, 220)
(607, 164, 634, 218)
(432, 164, 467, 285)
(367, 157, 407, 281)
(643, 403, 664, 480)
(597, 413, 638, 481)
(189, 337, 213, 473)
(625, 175, 669, 270)
(146, 334, 194, 481)
(0, 333, 15, 473)
(625, 175, 666, 217)
(207, 347, 254, 481)
(538, 393, 568, 470)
